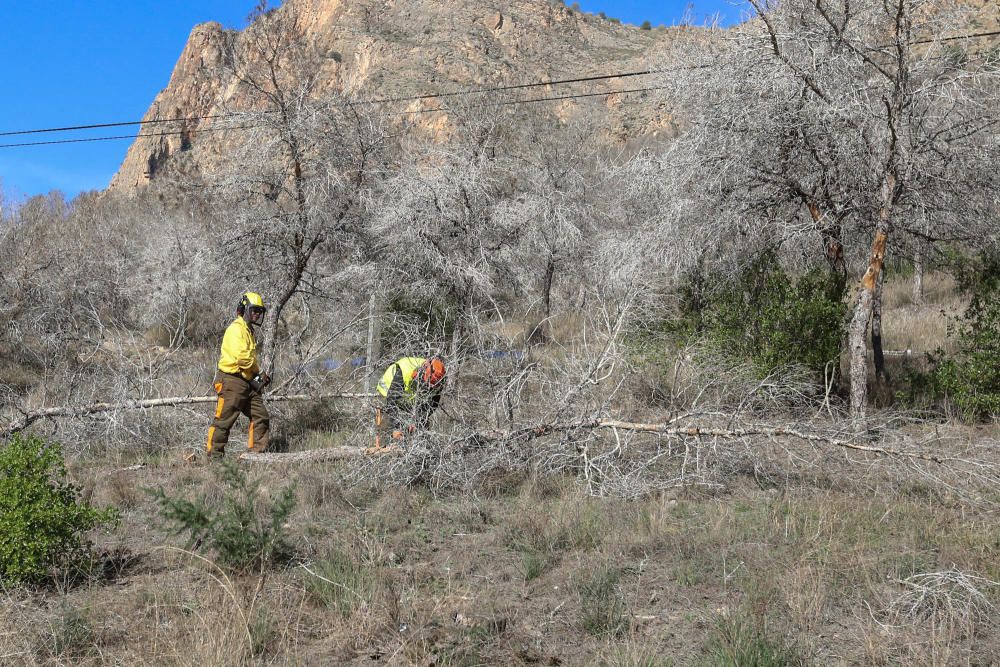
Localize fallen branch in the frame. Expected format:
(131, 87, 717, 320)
(1, 392, 376, 439)
(239, 446, 380, 463)
(238, 418, 957, 468)
(477, 418, 951, 464)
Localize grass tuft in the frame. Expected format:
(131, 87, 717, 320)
(579, 564, 630, 638)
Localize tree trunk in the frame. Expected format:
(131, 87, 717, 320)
(872, 269, 886, 383)
(542, 256, 555, 319)
(912, 245, 924, 305)
(807, 203, 847, 285)
(849, 229, 888, 424)
(261, 281, 296, 373)
(364, 293, 379, 395)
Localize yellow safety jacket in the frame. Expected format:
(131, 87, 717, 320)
(217, 316, 260, 380)
(376, 357, 425, 400)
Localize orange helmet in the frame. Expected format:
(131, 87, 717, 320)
(416, 357, 446, 388)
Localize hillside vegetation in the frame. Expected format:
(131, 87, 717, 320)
(0, 0, 998, 664)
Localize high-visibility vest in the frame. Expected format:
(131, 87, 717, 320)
(376, 357, 425, 399)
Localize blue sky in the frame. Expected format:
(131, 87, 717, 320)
(0, 1, 749, 201)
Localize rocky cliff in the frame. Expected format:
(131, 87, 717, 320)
(110, 0, 675, 191)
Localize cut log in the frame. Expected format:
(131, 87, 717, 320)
(239, 446, 381, 463)
(2, 392, 376, 439)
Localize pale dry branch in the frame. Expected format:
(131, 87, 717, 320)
(239, 446, 374, 463)
(466, 417, 955, 465)
(887, 568, 999, 628)
(1, 393, 376, 439)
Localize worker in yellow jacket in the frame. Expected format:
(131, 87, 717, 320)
(372, 356, 446, 450)
(206, 292, 272, 458)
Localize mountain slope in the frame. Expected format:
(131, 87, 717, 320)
(110, 0, 676, 191)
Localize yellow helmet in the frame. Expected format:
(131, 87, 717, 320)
(237, 291, 265, 317)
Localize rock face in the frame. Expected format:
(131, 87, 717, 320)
(110, 23, 232, 190)
(110, 0, 675, 191)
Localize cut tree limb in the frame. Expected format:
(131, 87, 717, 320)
(1, 392, 376, 439)
(3, 394, 955, 469)
(488, 418, 950, 464)
(239, 447, 373, 463)
(595, 419, 946, 463)
(240, 418, 954, 467)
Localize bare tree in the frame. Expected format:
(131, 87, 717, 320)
(658, 0, 1000, 422)
(511, 118, 603, 319)
(363, 98, 528, 362)
(209, 1, 388, 373)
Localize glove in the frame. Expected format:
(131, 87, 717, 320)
(249, 372, 270, 393)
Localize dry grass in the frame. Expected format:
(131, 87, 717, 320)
(881, 271, 966, 354)
(3, 269, 996, 663)
(5, 445, 1000, 665)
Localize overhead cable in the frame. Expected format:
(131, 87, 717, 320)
(3, 26, 995, 139)
(0, 69, 669, 138)
(2, 25, 994, 142)
(0, 87, 665, 149)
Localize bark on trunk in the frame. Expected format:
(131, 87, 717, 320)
(542, 256, 555, 319)
(849, 288, 874, 424)
(849, 229, 889, 424)
(807, 202, 847, 288)
(912, 245, 924, 305)
(872, 269, 886, 383)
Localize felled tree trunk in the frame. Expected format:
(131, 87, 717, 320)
(2, 392, 375, 439)
(240, 446, 372, 463)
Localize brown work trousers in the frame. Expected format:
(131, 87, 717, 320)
(206, 373, 269, 457)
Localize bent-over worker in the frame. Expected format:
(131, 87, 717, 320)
(372, 356, 446, 450)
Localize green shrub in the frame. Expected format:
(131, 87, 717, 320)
(641, 20, 653, 30)
(892, 361, 942, 413)
(151, 460, 296, 573)
(702, 253, 845, 378)
(0, 435, 118, 586)
(935, 252, 1000, 420)
(519, 549, 551, 582)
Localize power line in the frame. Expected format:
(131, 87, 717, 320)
(734, 27, 1000, 51)
(369, 69, 667, 105)
(0, 125, 255, 149)
(0, 69, 669, 138)
(0, 114, 235, 138)
(0, 87, 666, 149)
(406, 85, 666, 115)
(918, 28, 1000, 45)
(2, 25, 994, 144)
